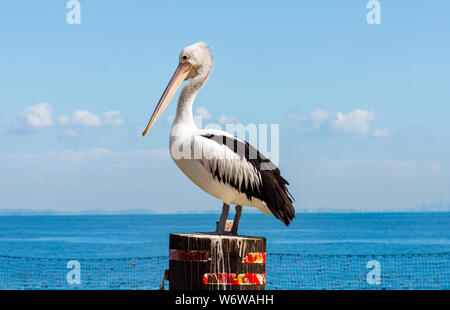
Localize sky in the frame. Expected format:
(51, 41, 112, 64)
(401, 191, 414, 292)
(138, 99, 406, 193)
(0, 1, 449, 213)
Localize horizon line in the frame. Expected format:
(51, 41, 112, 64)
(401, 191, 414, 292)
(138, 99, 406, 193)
(0, 209, 449, 216)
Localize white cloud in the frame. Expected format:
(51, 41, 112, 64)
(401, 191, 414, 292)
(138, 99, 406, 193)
(102, 110, 125, 126)
(309, 108, 332, 129)
(20, 103, 52, 128)
(217, 114, 241, 125)
(169, 107, 238, 127)
(331, 109, 375, 135)
(72, 110, 102, 127)
(195, 107, 212, 120)
(373, 128, 392, 138)
(58, 110, 124, 127)
(291, 108, 383, 136)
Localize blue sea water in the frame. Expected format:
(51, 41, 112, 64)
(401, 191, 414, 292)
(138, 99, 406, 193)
(0, 212, 449, 258)
(0, 212, 449, 289)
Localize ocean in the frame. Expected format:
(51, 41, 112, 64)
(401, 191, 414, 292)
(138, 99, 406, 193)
(0, 212, 449, 289)
(0, 212, 449, 258)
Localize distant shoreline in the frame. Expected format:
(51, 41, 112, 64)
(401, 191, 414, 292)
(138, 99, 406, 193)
(0, 209, 449, 216)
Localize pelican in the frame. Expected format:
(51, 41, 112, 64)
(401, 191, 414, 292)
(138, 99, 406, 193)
(142, 42, 294, 235)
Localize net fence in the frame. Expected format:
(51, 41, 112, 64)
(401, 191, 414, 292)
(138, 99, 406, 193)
(0, 253, 449, 290)
(267, 253, 450, 290)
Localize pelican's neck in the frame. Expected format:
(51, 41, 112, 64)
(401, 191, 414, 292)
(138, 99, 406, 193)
(173, 66, 211, 130)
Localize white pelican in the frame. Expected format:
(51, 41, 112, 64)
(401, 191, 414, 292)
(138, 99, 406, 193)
(142, 42, 294, 235)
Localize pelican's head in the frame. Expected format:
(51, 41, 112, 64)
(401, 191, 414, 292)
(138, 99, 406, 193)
(142, 42, 212, 137)
(179, 42, 213, 78)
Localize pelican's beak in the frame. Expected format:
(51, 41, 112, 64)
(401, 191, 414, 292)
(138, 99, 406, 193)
(142, 62, 195, 137)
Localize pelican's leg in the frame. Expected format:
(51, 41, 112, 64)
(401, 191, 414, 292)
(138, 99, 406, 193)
(216, 203, 230, 235)
(230, 205, 242, 235)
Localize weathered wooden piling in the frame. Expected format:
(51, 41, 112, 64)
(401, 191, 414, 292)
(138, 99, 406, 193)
(169, 233, 266, 290)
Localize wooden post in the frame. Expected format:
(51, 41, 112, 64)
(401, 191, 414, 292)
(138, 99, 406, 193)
(169, 233, 266, 290)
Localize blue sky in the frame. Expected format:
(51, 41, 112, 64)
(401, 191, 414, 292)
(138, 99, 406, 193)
(0, 1, 449, 212)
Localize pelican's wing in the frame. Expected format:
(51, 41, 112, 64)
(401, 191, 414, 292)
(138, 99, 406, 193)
(193, 132, 295, 225)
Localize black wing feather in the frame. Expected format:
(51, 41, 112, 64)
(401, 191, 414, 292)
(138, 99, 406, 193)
(201, 134, 295, 226)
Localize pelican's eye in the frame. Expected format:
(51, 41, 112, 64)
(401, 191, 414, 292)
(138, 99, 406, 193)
(181, 54, 189, 63)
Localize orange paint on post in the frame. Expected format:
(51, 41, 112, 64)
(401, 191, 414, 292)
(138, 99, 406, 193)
(242, 252, 266, 264)
(202, 273, 266, 285)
